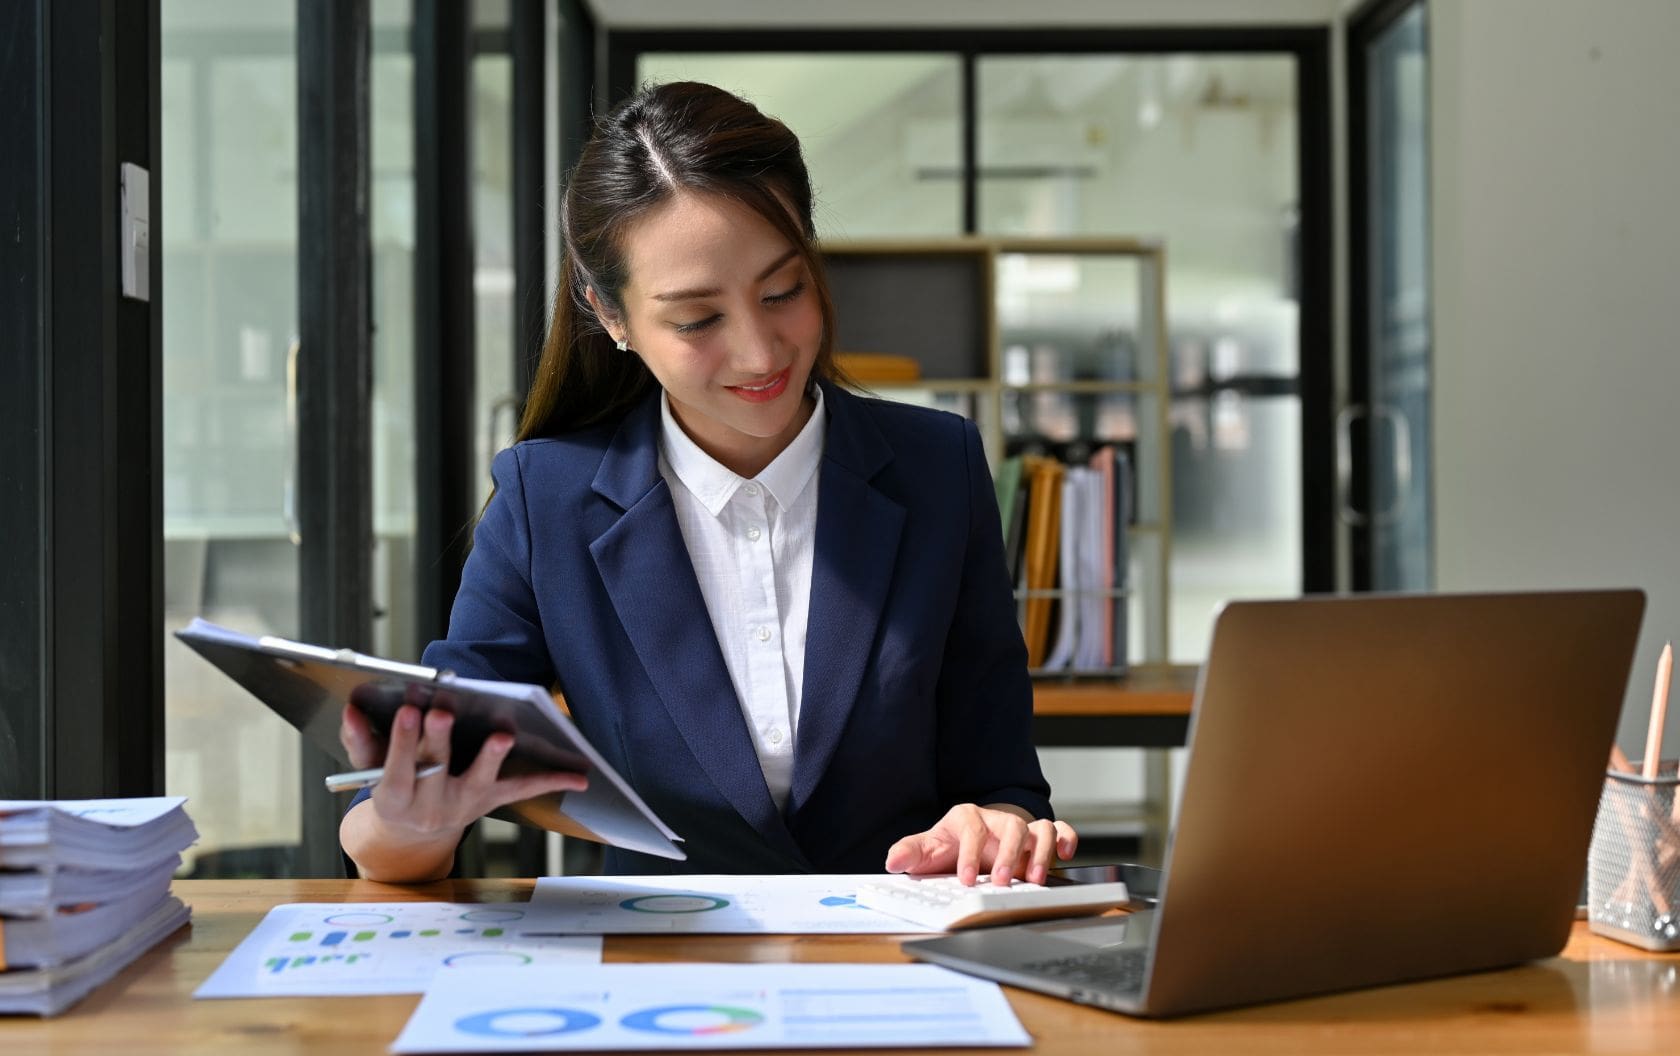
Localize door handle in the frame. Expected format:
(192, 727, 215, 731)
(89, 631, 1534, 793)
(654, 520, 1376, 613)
(1336, 402, 1413, 528)
(283, 339, 302, 546)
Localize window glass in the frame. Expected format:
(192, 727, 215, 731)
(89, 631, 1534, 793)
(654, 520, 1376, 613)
(372, 0, 419, 659)
(636, 53, 964, 239)
(980, 55, 1302, 661)
(474, 52, 518, 510)
(161, 3, 302, 875)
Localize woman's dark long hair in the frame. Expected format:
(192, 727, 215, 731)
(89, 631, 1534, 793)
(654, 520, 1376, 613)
(516, 81, 846, 441)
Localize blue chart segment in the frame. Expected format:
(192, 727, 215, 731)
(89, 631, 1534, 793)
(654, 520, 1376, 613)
(819, 895, 863, 908)
(618, 894, 731, 914)
(455, 1007, 601, 1037)
(620, 1004, 766, 1036)
(263, 953, 371, 975)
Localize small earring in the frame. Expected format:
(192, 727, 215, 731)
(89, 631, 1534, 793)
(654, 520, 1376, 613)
(615, 337, 629, 352)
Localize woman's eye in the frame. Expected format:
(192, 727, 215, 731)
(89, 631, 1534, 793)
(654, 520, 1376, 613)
(670, 281, 802, 334)
(673, 314, 722, 335)
(764, 280, 806, 305)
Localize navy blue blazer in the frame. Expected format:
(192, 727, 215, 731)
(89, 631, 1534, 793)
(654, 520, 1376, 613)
(419, 380, 1052, 874)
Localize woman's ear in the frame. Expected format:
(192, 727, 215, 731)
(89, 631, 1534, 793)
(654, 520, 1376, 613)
(583, 286, 626, 348)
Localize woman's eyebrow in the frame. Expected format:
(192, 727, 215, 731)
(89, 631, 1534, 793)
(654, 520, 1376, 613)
(650, 248, 800, 303)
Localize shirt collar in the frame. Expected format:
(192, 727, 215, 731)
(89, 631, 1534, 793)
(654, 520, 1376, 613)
(658, 385, 826, 518)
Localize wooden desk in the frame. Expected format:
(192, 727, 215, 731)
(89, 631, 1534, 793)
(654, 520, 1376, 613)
(5, 879, 1676, 1054)
(1031, 666, 1197, 749)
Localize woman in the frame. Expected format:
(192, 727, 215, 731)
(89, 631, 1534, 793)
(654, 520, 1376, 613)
(340, 81, 1077, 885)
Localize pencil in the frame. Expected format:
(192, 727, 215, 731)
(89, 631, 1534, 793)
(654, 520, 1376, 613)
(1609, 744, 1635, 774)
(1643, 642, 1671, 781)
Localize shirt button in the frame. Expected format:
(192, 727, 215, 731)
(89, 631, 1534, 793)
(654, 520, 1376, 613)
(768, 728, 784, 745)
(755, 625, 771, 642)
(743, 482, 760, 496)
(746, 526, 762, 542)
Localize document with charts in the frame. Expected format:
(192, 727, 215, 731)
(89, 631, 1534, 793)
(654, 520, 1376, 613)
(194, 902, 601, 998)
(530, 874, 936, 934)
(392, 963, 1031, 1052)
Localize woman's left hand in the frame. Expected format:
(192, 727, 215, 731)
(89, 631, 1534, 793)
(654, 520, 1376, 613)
(884, 804, 1078, 886)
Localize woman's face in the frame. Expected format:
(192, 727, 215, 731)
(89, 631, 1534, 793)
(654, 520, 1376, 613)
(602, 190, 823, 479)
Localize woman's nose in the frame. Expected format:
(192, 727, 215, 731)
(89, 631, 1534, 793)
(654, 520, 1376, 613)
(731, 311, 780, 373)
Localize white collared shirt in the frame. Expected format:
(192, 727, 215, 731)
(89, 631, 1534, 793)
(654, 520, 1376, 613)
(657, 387, 825, 812)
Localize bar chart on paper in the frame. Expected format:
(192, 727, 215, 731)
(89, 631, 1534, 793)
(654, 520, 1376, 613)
(195, 902, 602, 998)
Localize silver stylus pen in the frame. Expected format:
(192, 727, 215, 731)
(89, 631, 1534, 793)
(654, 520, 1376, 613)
(323, 762, 447, 793)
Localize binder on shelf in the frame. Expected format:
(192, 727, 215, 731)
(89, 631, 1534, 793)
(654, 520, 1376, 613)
(173, 619, 686, 861)
(1112, 447, 1132, 674)
(1073, 466, 1108, 672)
(1042, 468, 1090, 673)
(1000, 444, 1133, 676)
(1002, 457, 1031, 588)
(1091, 446, 1117, 670)
(1021, 457, 1064, 668)
(994, 455, 1024, 547)
(835, 351, 922, 381)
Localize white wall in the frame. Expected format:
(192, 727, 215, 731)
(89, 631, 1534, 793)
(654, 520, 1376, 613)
(1431, 0, 1680, 759)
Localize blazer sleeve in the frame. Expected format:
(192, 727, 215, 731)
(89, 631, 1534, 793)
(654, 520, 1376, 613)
(418, 446, 557, 687)
(933, 418, 1055, 819)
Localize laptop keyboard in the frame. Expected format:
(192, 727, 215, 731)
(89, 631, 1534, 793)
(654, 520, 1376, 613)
(1019, 949, 1148, 992)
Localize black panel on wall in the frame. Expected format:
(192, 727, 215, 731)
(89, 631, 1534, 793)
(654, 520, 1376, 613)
(0, 0, 50, 800)
(0, 0, 165, 800)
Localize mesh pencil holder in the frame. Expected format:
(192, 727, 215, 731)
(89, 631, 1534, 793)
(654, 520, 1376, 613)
(1586, 764, 1680, 952)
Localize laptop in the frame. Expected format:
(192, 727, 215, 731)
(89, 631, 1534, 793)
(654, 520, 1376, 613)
(906, 590, 1645, 1017)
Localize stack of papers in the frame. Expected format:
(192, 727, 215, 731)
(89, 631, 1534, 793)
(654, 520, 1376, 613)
(0, 797, 197, 1016)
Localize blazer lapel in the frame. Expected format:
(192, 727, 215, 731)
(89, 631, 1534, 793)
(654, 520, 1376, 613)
(788, 383, 905, 815)
(588, 393, 804, 862)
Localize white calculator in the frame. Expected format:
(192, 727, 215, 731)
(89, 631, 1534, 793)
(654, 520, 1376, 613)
(854, 874, 1133, 931)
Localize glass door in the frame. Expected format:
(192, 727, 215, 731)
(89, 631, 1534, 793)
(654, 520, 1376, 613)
(1350, 1, 1433, 590)
(161, 4, 305, 876)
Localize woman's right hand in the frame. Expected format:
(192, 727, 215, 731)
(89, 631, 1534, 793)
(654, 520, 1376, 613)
(338, 699, 588, 867)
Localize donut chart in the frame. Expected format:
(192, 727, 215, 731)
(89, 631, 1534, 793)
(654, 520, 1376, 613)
(620, 1003, 765, 1036)
(617, 894, 731, 914)
(454, 1007, 601, 1037)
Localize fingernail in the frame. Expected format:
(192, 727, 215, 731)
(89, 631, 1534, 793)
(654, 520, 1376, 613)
(490, 735, 511, 753)
(399, 708, 418, 730)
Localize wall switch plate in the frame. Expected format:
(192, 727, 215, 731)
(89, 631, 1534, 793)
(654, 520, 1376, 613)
(120, 162, 150, 302)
